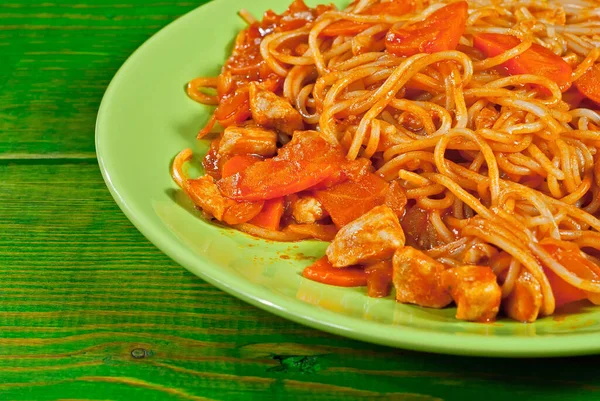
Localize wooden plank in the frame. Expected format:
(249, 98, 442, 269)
(1, 163, 600, 400)
(0, 1, 204, 157)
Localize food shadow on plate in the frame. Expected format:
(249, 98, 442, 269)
(174, 109, 221, 142)
(162, 187, 600, 337)
(164, 187, 210, 222)
(159, 186, 322, 284)
(175, 30, 236, 142)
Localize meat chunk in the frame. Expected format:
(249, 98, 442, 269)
(441, 265, 501, 322)
(291, 196, 327, 224)
(393, 246, 452, 308)
(249, 83, 304, 135)
(326, 205, 405, 267)
(401, 206, 442, 250)
(366, 260, 393, 298)
(503, 270, 542, 323)
(186, 176, 263, 224)
(385, 180, 408, 218)
(218, 125, 278, 157)
(186, 175, 228, 220)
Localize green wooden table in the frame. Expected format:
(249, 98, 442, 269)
(1, 1, 599, 400)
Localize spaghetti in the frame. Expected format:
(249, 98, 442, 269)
(173, 0, 600, 323)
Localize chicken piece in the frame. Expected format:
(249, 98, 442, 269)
(218, 125, 277, 158)
(291, 196, 327, 224)
(249, 82, 304, 135)
(186, 175, 228, 220)
(186, 176, 263, 224)
(441, 265, 501, 322)
(503, 270, 542, 323)
(392, 246, 452, 308)
(326, 205, 405, 267)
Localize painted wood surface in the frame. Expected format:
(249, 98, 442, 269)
(1, 1, 599, 400)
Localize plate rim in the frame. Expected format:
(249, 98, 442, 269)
(95, 0, 600, 358)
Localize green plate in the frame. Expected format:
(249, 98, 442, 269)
(96, 0, 600, 357)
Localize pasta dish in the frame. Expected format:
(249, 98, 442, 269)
(172, 0, 600, 323)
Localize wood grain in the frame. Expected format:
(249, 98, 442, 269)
(0, 1, 202, 157)
(1, 163, 600, 401)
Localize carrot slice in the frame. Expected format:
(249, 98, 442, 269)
(543, 267, 587, 309)
(321, 0, 413, 37)
(575, 63, 600, 104)
(222, 200, 265, 225)
(219, 159, 336, 201)
(563, 86, 586, 109)
(312, 157, 372, 190)
(248, 197, 285, 231)
(472, 33, 572, 93)
(221, 154, 262, 178)
(385, 1, 468, 57)
(302, 256, 367, 287)
(314, 173, 389, 228)
(540, 240, 600, 308)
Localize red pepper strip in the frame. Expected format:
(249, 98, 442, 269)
(575, 63, 600, 104)
(473, 33, 572, 93)
(218, 131, 345, 201)
(385, 1, 468, 57)
(313, 157, 372, 190)
(221, 154, 262, 178)
(214, 90, 252, 128)
(248, 197, 285, 231)
(222, 200, 265, 225)
(540, 239, 600, 308)
(314, 173, 389, 228)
